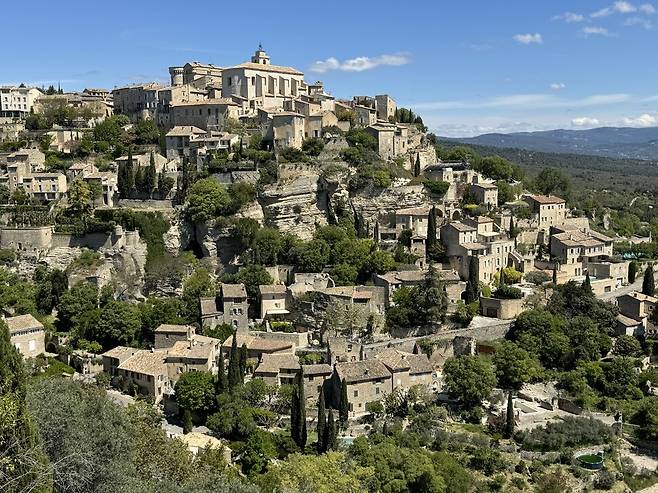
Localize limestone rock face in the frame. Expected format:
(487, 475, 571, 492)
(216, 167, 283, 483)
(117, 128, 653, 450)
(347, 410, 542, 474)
(351, 184, 429, 233)
(260, 172, 328, 240)
(163, 210, 194, 255)
(235, 201, 265, 224)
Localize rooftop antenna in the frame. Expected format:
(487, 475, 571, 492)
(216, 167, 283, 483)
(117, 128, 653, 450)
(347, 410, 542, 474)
(258, 42, 263, 51)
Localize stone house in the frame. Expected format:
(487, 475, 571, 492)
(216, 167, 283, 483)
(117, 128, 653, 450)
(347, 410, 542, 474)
(617, 291, 656, 325)
(375, 94, 396, 121)
(423, 163, 479, 203)
(170, 98, 240, 130)
(112, 350, 171, 403)
(0, 160, 67, 202)
(0, 86, 43, 118)
(7, 314, 45, 359)
(253, 353, 300, 386)
(354, 105, 377, 126)
(480, 296, 525, 319)
(268, 112, 306, 149)
(550, 229, 614, 278)
(258, 284, 288, 320)
(470, 182, 499, 207)
(330, 359, 392, 416)
(165, 126, 206, 159)
(440, 221, 478, 256)
(220, 333, 294, 360)
(326, 336, 362, 363)
(524, 194, 567, 231)
(112, 82, 162, 121)
(5, 148, 45, 170)
(200, 283, 249, 332)
(375, 348, 434, 390)
(302, 363, 333, 402)
(305, 110, 338, 139)
(395, 206, 430, 239)
(221, 48, 306, 113)
(155, 324, 195, 350)
(83, 171, 118, 207)
(164, 335, 221, 379)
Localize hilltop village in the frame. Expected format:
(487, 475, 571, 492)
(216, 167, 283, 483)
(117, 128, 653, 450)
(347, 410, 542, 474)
(3, 47, 658, 493)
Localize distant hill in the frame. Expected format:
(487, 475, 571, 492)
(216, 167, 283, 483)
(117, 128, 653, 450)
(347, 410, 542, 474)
(440, 141, 658, 193)
(443, 127, 658, 160)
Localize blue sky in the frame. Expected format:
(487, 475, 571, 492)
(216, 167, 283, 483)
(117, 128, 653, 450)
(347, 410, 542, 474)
(3, 0, 658, 136)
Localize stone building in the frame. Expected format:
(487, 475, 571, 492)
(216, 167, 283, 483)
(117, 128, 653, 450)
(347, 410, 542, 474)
(221, 47, 306, 113)
(169, 98, 240, 130)
(0, 86, 43, 118)
(7, 314, 45, 359)
(550, 228, 614, 278)
(200, 282, 250, 332)
(375, 348, 434, 390)
(302, 363, 333, 402)
(169, 62, 223, 87)
(220, 333, 294, 360)
(154, 324, 195, 350)
(524, 194, 567, 231)
(470, 182, 499, 207)
(330, 359, 392, 416)
(258, 284, 288, 320)
(164, 126, 206, 159)
(395, 206, 431, 239)
(112, 83, 162, 121)
(0, 160, 67, 202)
(253, 353, 300, 386)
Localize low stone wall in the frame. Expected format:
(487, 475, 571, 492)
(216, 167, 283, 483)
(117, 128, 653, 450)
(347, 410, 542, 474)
(117, 199, 174, 210)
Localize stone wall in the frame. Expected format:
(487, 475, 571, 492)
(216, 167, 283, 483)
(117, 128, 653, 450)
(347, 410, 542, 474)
(117, 199, 175, 210)
(0, 227, 52, 253)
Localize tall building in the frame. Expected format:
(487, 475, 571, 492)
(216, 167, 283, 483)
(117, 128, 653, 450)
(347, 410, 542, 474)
(0, 86, 43, 118)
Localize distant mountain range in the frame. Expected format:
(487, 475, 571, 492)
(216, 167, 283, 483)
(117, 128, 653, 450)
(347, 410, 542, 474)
(443, 126, 658, 161)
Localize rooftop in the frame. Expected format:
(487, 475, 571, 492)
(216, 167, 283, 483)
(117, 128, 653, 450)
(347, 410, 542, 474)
(525, 194, 565, 205)
(259, 284, 287, 295)
(155, 324, 192, 334)
(221, 283, 247, 299)
(335, 359, 391, 384)
(6, 314, 44, 334)
(254, 353, 300, 374)
(396, 206, 431, 216)
(118, 350, 167, 376)
(166, 126, 205, 137)
(227, 62, 303, 76)
(302, 363, 333, 376)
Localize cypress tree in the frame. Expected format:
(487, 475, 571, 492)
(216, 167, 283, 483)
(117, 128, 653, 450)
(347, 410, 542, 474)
(382, 421, 388, 436)
(505, 392, 515, 438)
(117, 162, 127, 198)
(0, 321, 51, 491)
(584, 272, 592, 293)
(643, 264, 655, 297)
(239, 343, 248, 383)
(317, 390, 326, 453)
(629, 261, 638, 284)
(290, 385, 299, 445)
(552, 263, 558, 285)
(414, 154, 421, 177)
(465, 256, 480, 303)
(297, 371, 307, 450)
(339, 378, 349, 427)
(134, 165, 146, 194)
(326, 409, 337, 450)
(145, 151, 157, 197)
(227, 332, 240, 390)
(182, 408, 193, 434)
(373, 221, 380, 243)
(125, 149, 135, 194)
(427, 206, 437, 256)
(215, 351, 228, 395)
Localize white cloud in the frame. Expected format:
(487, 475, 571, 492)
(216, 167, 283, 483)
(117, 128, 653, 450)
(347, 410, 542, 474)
(409, 93, 630, 111)
(583, 26, 613, 36)
(624, 16, 654, 27)
(622, 113, 657, 126)
(309, 53, 410, 73)
(553, 12, 585, 22)
(592, 1, 632, 17)
(513, 33, 543, 44)
(640, 3, 656, 13)
(550, 83, 566, 90)
(572, 117, 601, 127)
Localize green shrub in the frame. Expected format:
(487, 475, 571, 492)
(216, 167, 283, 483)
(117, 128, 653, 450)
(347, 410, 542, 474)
(493, 285, 523, 300)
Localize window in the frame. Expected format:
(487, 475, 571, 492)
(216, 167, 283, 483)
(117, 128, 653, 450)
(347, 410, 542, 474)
(375, 387, 380, 395)
(28, 340, 36, 351)
(353, 390, 358, 397)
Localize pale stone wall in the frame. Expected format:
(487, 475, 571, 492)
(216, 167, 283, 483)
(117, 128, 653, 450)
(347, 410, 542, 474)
(480, 297, 525, 319)
(11, 328, 45, 358)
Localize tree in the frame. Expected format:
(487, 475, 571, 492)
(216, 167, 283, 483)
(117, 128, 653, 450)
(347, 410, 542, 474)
(492, 340, 539, 389)
(302, 137, 325, 156)
(0, 320, 50, 493)
(552, 263, 558, 285)
(215, 351, 228, 395)
(67, 179, 93, 216)
(93, 300, 142, 350)
(239, 343, 248, 383)
(613, 334, 643, 357)
(325, 410, 338, 451)
(174, 371, 216, 418)
(145, 152, 157, 197)
(643, 264, 655, 296)
(339, 378, 349, 427)
(227, 332, 241, 390)
(232, 264, 273, 299)
(534, 168, 571, 198)
(505, 392, 515, 438)
(125, 149, 135, 192)
(427, 206, 437, 256)
(182, 409, 193, 434)
(465, 256, 480, 303)
(186, 178, 230, 224)
(292, 239, 330, 272)
(583, 272, 592, 293)
(443, 355, 496, 408)
(292, 371, 307, 450)
(56, 281, 99, 336)
(629, 261, 639, 283)
(317, 391, 326, 453)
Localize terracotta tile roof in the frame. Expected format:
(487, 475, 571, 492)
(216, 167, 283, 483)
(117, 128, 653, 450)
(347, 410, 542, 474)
(447, 221, 476, 232)
(155, 324, 192, 334)
(221, 283, 247, 299)
(259, 284, 287, 295)
(118, 350, 167, 376)
(221, 333, 293, 353)
(172, 98, 237, 107)
(335, 360, 391, 384)
(254, 353, 300, 374)
(396, 206, 431, 216)
(472, 182, 498, 190)
(102, 346, 138, 360)
(617, 313, 642, 326)
(6, 314, 43, 334)
(200, 297, 219, 316)
(228, 62, 303, 75)
(376, 348, 412, 371)
(553, 231, 610, 248)
(302, 363, 333, 376)
(165, 125, 205, 137)
(525, 194, 565, 205)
